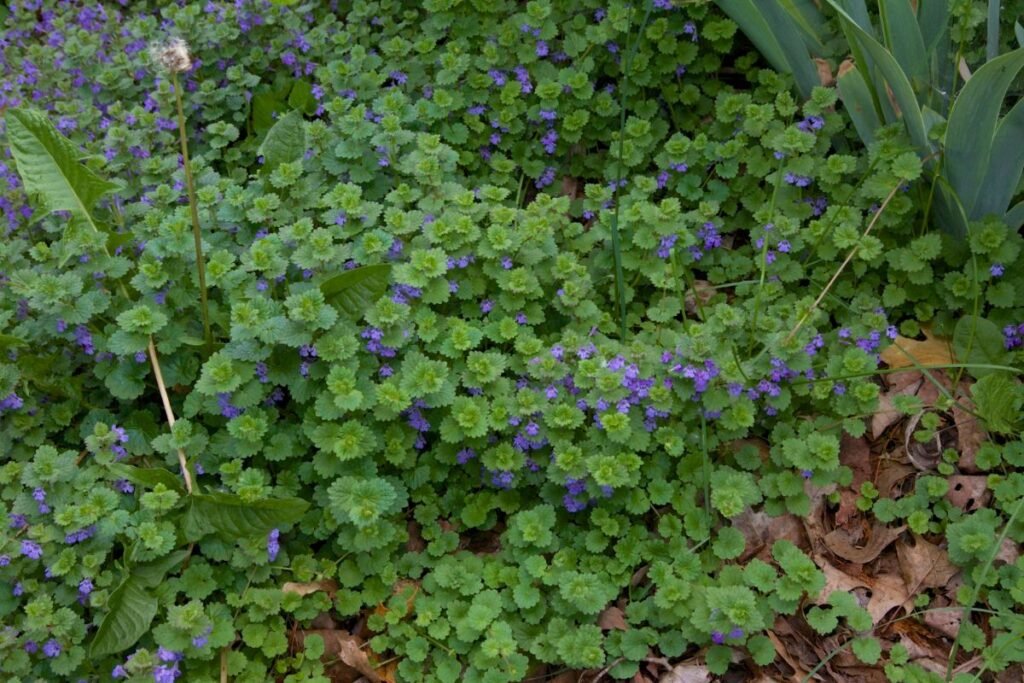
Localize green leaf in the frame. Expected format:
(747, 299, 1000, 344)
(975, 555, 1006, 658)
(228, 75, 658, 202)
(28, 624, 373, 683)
(259, 110, 305, 173)
(747, 634, 776, 666)
(953, 315, 1011, 379)
(131, 549, 189, 588)
(288, 80, 317, 115)
(89, 577, 158, 657)
(5, 109, 118, 245)
(318, 264, 392, 318)
(851, 636, 882, 664)
(716, 0, 821, 98)
(944, 49, 1024, 220)
(878, 0, 927, 82)
(837, 63, 882, 145)
(971, 373, 1024, 434)
(251, 91, 288, 135)
(823, 0, 929, 153)
(108, 464, 186, 496)
(0, 333, 27, 350)
(973, 97, 1024, 221)
(183, 492, 309, 541)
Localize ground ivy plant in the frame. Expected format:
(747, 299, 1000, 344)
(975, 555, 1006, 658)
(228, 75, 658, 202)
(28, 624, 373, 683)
(1, 1, 1023, 682)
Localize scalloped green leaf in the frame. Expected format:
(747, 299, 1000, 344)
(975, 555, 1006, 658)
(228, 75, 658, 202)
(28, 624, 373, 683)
(319, 264, 392, 319)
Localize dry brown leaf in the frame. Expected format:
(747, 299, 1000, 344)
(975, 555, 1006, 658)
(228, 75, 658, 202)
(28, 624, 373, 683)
(282, 579, 339, 598)
(946, 475, 990, 512)
(659, 663, 710, 683)
(836, 435, 872, 526)
(896, 534, 958, 592)
(872, 374, 925, 438)
(881, 331, 956, 370)
(814, 58, 834, 86)
(824, 524, 905, 564)
(958, 57, 972, 82)
(923, 606, 961, 639)
(952, 394, 985, 472)
(598, 606, 629, 631)
(837, 58, 857, 79)
(814, 555, 909, 624)
(290, 630, 381, 683)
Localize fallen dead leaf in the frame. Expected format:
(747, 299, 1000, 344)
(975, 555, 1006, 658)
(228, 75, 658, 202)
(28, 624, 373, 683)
(946, 475, 990, 512)
(814, 58, 834, 87)
(836, 435, 872, 527)
(659, 663, 710, 683)
(824, 524, 905, 564)
(896, 534, 958, 592)
(814, 555, 910, 624)
(923, 605, 961, 639)
(282, 579, 339, 598)
(598, 606, 629, 631)
(872, 374, 924, 438)
(289, 630, 382, 683)
(881, 331, 955, 370)
(952, 393, 985, 472)
(837, 58, 857, 79)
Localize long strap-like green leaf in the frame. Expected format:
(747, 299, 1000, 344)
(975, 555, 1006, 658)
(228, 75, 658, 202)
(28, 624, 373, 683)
(5, 108, 118, 235)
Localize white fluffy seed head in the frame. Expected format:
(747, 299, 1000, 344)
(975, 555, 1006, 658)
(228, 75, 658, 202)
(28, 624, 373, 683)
(149, 37, 192, 74)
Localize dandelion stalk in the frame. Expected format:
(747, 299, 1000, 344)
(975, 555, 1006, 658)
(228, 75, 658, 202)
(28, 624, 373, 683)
(147, 336, 194, 495)
(172, 71, 212, 353)
(152, 38, 212, 353)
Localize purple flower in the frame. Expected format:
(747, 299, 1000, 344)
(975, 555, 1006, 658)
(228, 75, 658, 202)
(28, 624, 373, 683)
(255, 362, 269, 383)
(43, 639, 61, 658)
(192, 626, 213, 648)
(153, 663, 181, 683)
(0, 393, 23, 414)
(157, 648, 182, 663)
(711, 630, 725, 645)
(112, 665, 128, 679)
(536, 166, 556, 189)
(115, 479, 135, 494)
(535, 40, 549, 57)
(0, 555, 9, 567)
(9, 513, 28, 529)
(217, 393, 243, 419)
(79, 577, 94, 601)
(491, 470, 514, 489)
(656, 234, 677, 258)
(728, 627, 744, 639)
(487, 69, 506, 86)
(801, 469, 813, 479)
(991, 263, 1005, 277)
(13, 582, 24, 597)
(456, 448, 476, 464)
(24, 640, 37, 653)
(388, 70, 408, 85)
(563, 494, 586, 512)
(21, 540, 43, 560)
(784, 172, 811, 187)
(267, 528, 280, 562)
(74, 325, 95, 355)
(65, 526, 95, 544)
(480, 299, 494, 314)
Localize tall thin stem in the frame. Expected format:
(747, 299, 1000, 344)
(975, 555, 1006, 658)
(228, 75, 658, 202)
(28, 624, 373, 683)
(172, 72, 212, 353)
(148, 336, 194, 494)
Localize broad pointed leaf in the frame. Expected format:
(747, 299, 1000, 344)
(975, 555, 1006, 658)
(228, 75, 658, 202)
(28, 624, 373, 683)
(5, 108, 117, 237)
(715, 0, 821, 98)
(131, 550, 190, 588)
(319, 264, 391, 319)
(824, 0, 930, 152)
(944, 48, 1024, 219)
(953, 315, 1012, 379)
(837, 63, 883, 145)
(108, 464, 186, 495)
(973, 98, 1024, 221)
(878, 0, 927, 82)
(184, 491, 309, 541)
(258, 109, 305, 172)
(89, 577, 158, 657)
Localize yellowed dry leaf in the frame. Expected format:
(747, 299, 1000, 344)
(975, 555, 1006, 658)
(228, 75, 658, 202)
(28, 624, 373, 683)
(881, 331, 956, 369)
(282, 579, 339, 598)
(824, 524, 905, 564)
(814, 555, 909, 624)
(896, 534, 959, 592)
(659, 663, 711, 683)
(837, 58, 857, 79)
(815, 58, 834, 86)
(598, 605, 629, 631)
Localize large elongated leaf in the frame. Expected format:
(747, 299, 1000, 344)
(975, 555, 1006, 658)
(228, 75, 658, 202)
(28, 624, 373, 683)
(824, 0, 930, 152)
(108, 464, 185, 495)
(945, 49, 1024, 220)
(973, 98, 1024, 221)
(89, 577, 158, 657)
(5, 108, 117, 236)
(319, 264, 392, 319)
(131, 550, 190, 588)
(878, 0, 927, 82)
(837, 63, 883, 145)
(715, 0, 821, 98)
(953, 315, 1012, 379)
(183, 492, 309, 541)
(258, 109, 305, 172)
